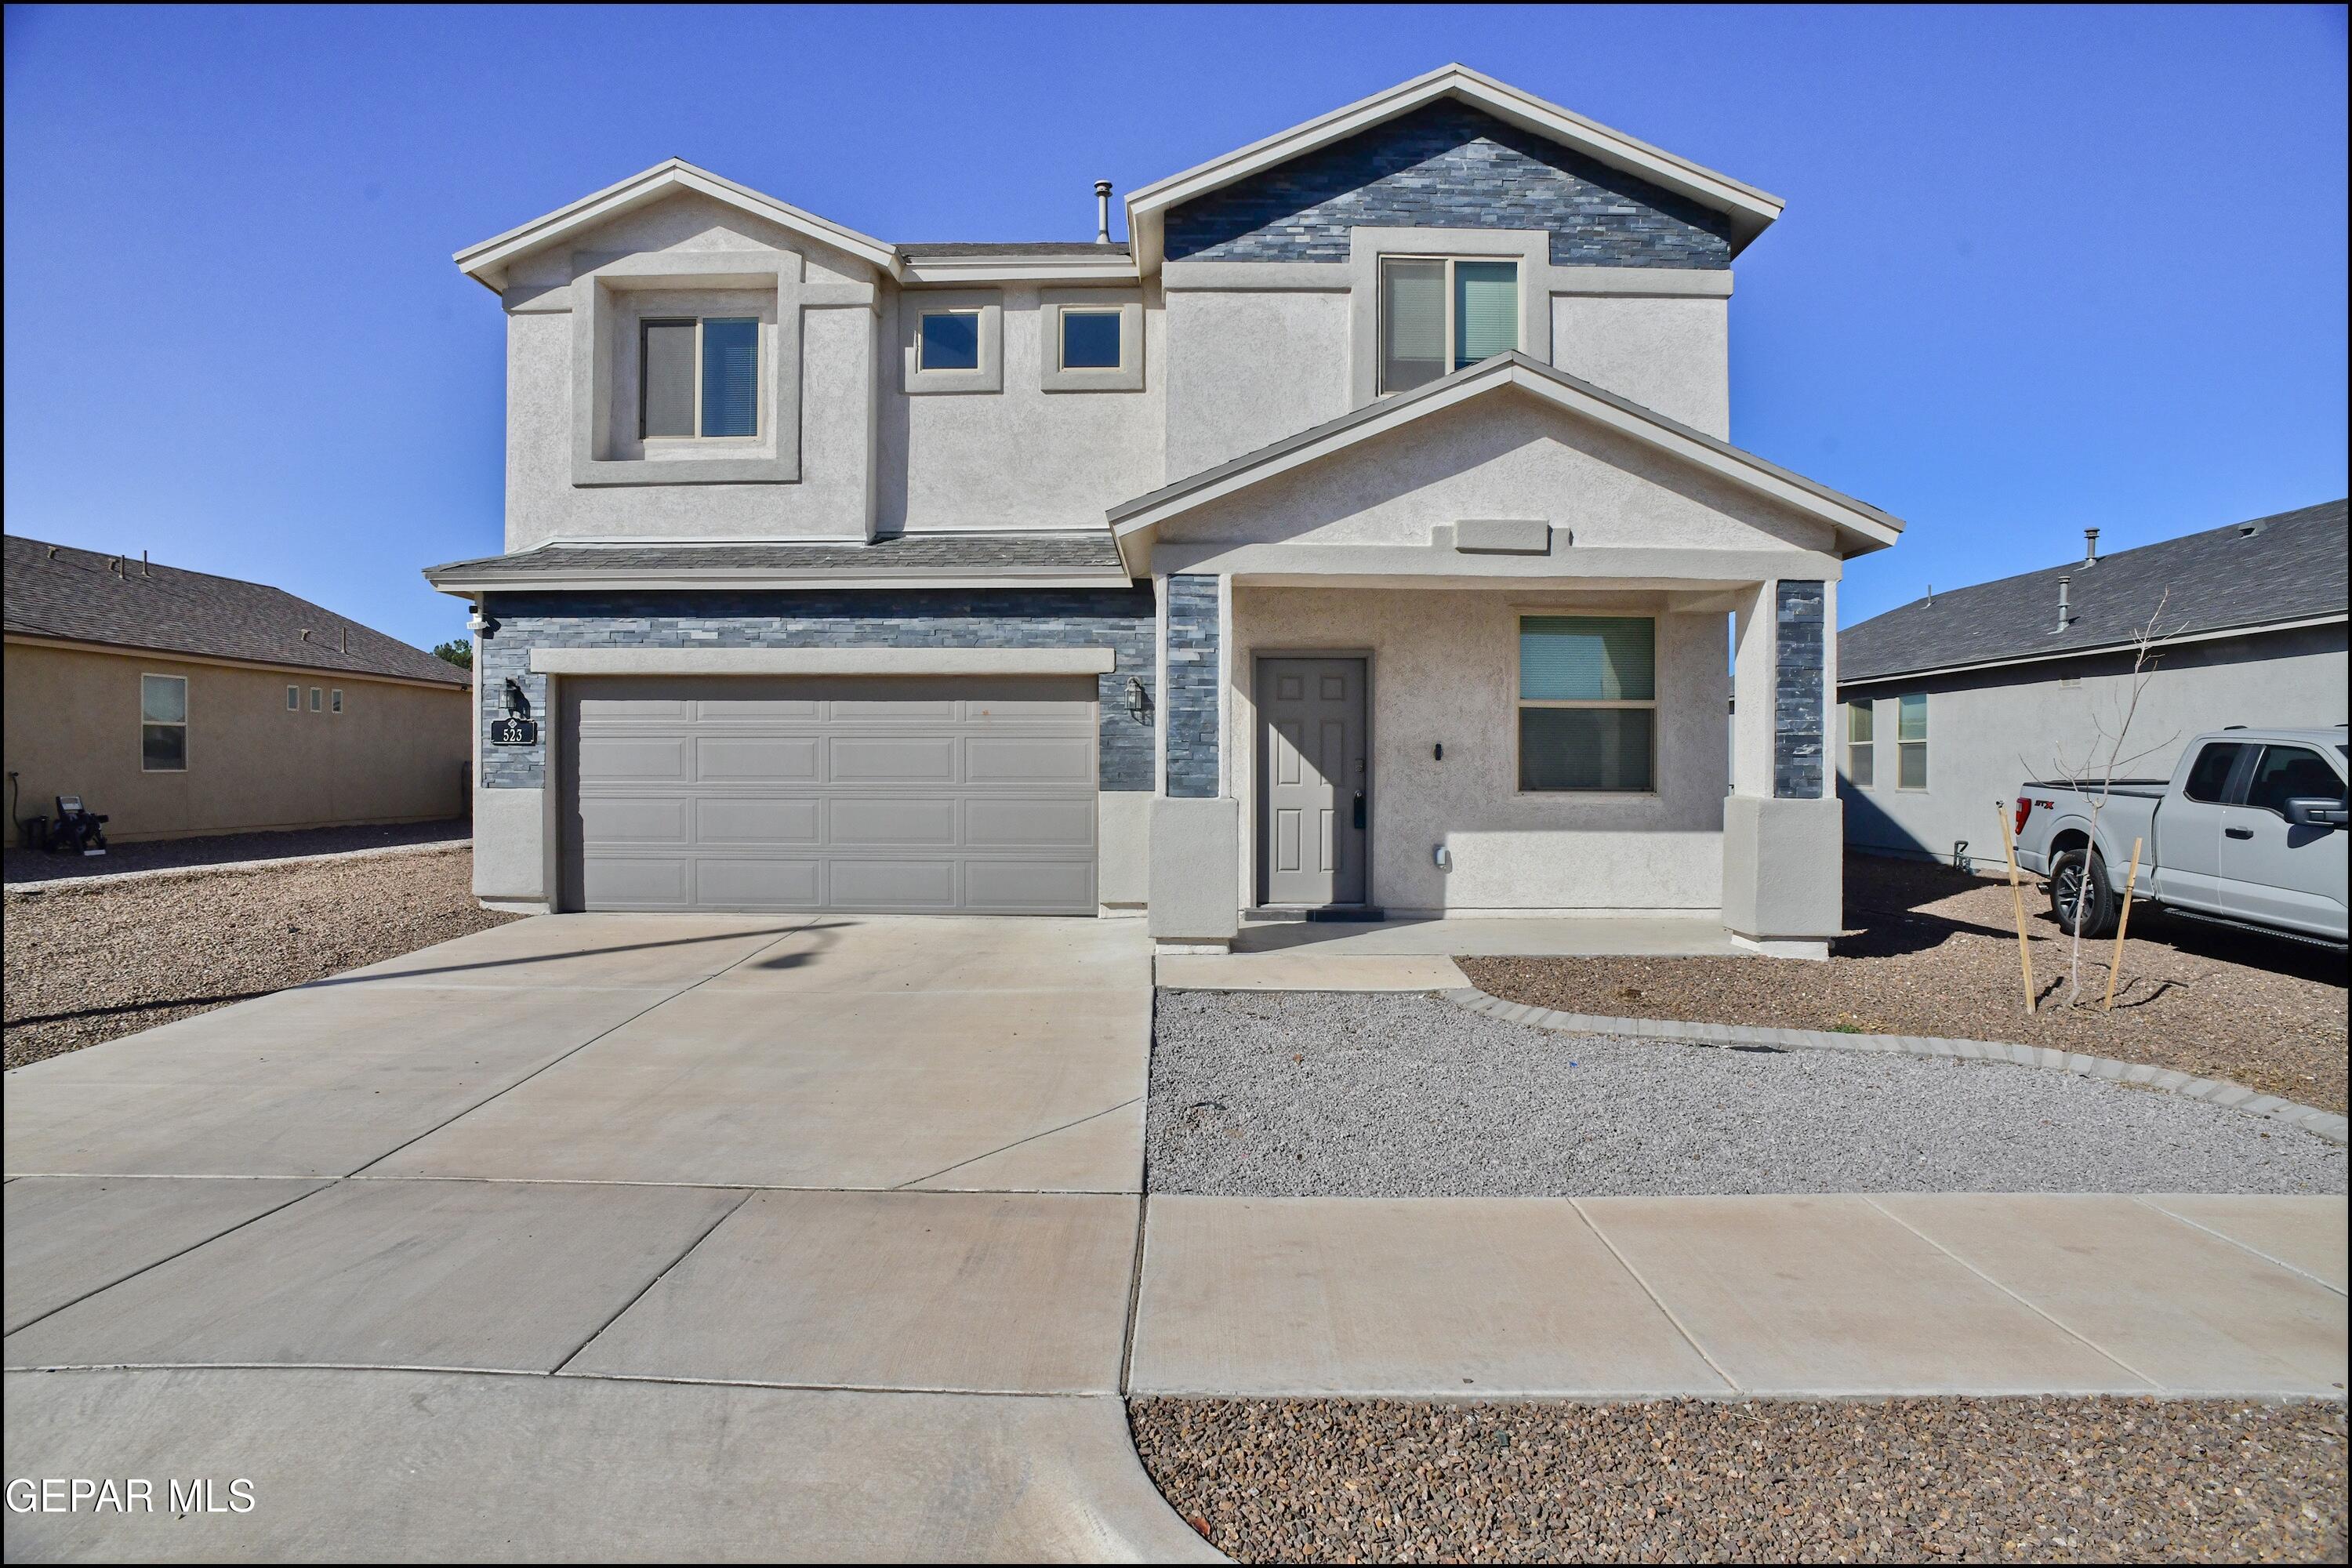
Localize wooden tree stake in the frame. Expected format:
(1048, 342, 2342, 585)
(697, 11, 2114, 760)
(2103, 836, 2143, 1011)
(1998, 802, 2037, 1015)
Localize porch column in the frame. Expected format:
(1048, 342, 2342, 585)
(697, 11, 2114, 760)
(1149, 572, 1240, 948)
(1723, 578, 1842, 956)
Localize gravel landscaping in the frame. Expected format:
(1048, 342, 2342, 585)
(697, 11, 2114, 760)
(1131, 1396, 2350, 1563)
(1146, 990, 2346, 1198)
(2, 818, 470, 886)
(3, 844, 515, 1069)
(1461, 855, 2348, 1115)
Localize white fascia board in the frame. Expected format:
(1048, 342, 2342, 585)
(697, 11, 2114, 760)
(1124, 64, 1784, 273)
(531, 646, 1116, 677)
(1110, 360, 1900, 554)
(434, 572, 1129, 593)
(901, 256, 1141, 285)
(454, 159, 898, 292)
(1838, 612, 2352, 689)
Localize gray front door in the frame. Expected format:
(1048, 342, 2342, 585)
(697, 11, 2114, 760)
(560, 675, 1098, 914)
(1258, 657, 1367, 906)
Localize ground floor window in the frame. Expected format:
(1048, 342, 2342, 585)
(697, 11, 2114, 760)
(1846, 699, 1875, 787)
(1516, 615, 1654, 793)
(1897, 692, 1928, 789)
(140, 673, 187, 771)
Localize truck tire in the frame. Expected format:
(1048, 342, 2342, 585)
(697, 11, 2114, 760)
(2050, 848, 2117, 938)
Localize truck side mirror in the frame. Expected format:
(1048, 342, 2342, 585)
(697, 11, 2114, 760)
(2284, 797, 2348, 829)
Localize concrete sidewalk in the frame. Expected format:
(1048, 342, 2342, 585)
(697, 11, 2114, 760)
(1156, 913, 1734, 991)
(1131, 1192, 2348, 1399)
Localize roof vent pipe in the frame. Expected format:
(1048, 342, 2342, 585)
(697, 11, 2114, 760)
(2055, 573, 2072, 633)
(1094, 180, 1112, 245)
(2082, 528, 2098, 565)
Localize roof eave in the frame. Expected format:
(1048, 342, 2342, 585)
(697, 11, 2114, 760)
(1123, 64, 1784, 274)
(1839, 610, 2352, 689)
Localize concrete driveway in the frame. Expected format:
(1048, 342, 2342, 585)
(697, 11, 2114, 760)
(5, 913, 1216, 1563)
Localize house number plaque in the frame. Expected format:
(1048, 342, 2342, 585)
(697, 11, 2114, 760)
(490, 717, 539, 746)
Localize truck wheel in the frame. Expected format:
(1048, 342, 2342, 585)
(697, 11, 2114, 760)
(2050, 848, 2116, 938)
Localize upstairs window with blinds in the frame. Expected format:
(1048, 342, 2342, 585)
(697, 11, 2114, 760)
(1379, 257, 1518, 394)
(641, 317, 759, 439)
(1517, 615, 1655, 793)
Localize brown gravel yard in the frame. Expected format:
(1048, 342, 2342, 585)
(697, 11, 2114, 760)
(1462, 855, 2348, 1116)
(1132, 1396, 2349, 1564)
(4, 845, 516, 1069)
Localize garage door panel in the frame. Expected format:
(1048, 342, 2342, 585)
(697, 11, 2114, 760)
(563, 675, 1095, 914)
(579, 796, 690, 845)
(966, 797, 1096, 850)
(965, 736, 1094, 785)
(695, 857, 822, 909)
(697, 796, 822, 846)
(829, 797, 959, 847)
(696, 736, 822, 782)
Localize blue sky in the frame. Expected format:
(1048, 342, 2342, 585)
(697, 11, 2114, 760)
(5, 4, 2344, 650)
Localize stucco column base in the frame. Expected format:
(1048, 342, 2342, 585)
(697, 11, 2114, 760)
(1149, 797, 1240, 944)
(1722, 794, 1842, 950)
(472, 787, 549, 907)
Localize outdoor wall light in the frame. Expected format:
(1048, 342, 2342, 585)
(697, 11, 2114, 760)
(1433, 844, 1452, 870)
(1125, 675, 1151, 720)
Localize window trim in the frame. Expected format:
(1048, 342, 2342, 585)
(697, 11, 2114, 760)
(914, 308, 983, 372)
(637, 315, 761, 442)
(1510, 609, 1660, 797)
(310, 687, 323, 713)
(140, 672, 188, 774)
(901, 289, 1004, 394)
(1057, 307, 1122, 370)
(330, 688, 343, 714)
(1845, 699, 1875, 789)
(1896, 692, 1928, 791)
(1377, 254, 1523, 395)
(286, 684, 300, 712)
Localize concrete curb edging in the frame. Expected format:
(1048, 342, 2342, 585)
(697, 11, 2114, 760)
(1441, 986, 2351, 1146)
(4, 839, 471, 895)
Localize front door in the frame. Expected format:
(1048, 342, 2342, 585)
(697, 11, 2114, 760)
(1258, 657, 1367, 906)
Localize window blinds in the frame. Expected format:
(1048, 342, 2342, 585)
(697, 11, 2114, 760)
(699, 318, 759, 437)
(1453, 262, 1517, 368)
(1519, 616, 1656, 702)
(1381, 259, 1446, 392)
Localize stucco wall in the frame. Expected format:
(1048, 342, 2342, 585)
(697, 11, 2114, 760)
(3, 642, 470, 844)
(1550, 293, 1730, 438)
(1838, 624, 2350, 873)
(1163, 285, 1353, 480)
(1229, 588, 1730, 913)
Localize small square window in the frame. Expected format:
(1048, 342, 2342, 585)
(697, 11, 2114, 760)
(1060, 309, 1122, 370)
(919, 311, 981, 371)
(310, 687, 322, 712)
(330, 688, 343, 713)
(287, 685, 300, 711)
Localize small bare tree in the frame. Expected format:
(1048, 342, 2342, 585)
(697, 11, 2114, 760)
(2026, 588, 2177, 1007)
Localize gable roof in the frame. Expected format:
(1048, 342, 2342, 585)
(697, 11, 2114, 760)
(454, 158, 900, 292)
(1125, 64, 1784, 275)
(1105, 351, 1903, 564)
(1838, 499, 2350, 686)
(4, 535, 469, 688)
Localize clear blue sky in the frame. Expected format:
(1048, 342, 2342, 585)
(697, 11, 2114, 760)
(5, 4, 2344, 650)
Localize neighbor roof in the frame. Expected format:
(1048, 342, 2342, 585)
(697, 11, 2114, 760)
(1105, 351, 1904, 566)
(1838, 499, 2350, 686)
(5, 535, 469, 687)
(422, 533, 1131, 593)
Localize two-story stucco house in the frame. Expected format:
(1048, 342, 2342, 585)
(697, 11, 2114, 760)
(426, 64, 1904, 957)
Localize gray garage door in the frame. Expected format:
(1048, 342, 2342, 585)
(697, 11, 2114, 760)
(558, 675, 1098, 914)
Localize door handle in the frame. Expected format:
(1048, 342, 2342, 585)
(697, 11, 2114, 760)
(1352, 791, 1367, 830)
(2225, 826, 2253, 840)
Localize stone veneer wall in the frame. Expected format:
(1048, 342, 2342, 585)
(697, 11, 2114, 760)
(1166, 102, 1733, 268)
(476, 587, 1156, 792)
(1773, 579, 1827, 799)
(1163, 575, 1221, 798)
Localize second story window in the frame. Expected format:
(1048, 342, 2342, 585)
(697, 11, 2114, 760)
(1846, 700, 1875, 788)
(1058, 308, 1122, 370)
(1380, 257, 1518, 394)
(917, 310, 982, 372)
(641, 317, 759, 439)
(1896, 693, 1928, 789)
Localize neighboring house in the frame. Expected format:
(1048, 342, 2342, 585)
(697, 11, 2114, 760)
(425, 64, 1906, 956)
(4, 535, 472, 846)
(1837, 499, 2349, 874)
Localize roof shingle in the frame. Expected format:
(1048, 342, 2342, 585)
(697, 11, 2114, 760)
(423, 532, 1127, 585)
(5, 535, 468, 687)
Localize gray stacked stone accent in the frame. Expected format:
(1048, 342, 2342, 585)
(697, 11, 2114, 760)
(1163, 575, 1222, 799)
(1166, 102, 1732, 268)
(1773, 579, 1827, 799)
(475, 586, 1155, 792)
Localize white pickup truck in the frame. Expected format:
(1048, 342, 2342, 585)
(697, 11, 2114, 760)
(2013, 727, 2349, 946)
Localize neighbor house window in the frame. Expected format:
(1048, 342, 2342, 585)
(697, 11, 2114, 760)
(286, 684, 299, 711)
(917, 310, 982, 371)
(1846, 700, 1875, 788)
(1380, 257, 1518, 394)
(640, 317, 759, 438)
(330, 688, 343, 713)
(1896, 693, 1928, 789)
(141, 673, 187, 772)
(1058, 307, 1122, 370)
(1517, 615, 1654, 792)
(310, 687, 322, 712)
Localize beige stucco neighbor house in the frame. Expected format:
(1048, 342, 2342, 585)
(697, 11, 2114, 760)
(426, 64, 1905, 956)
(4, 536, 472, 846)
